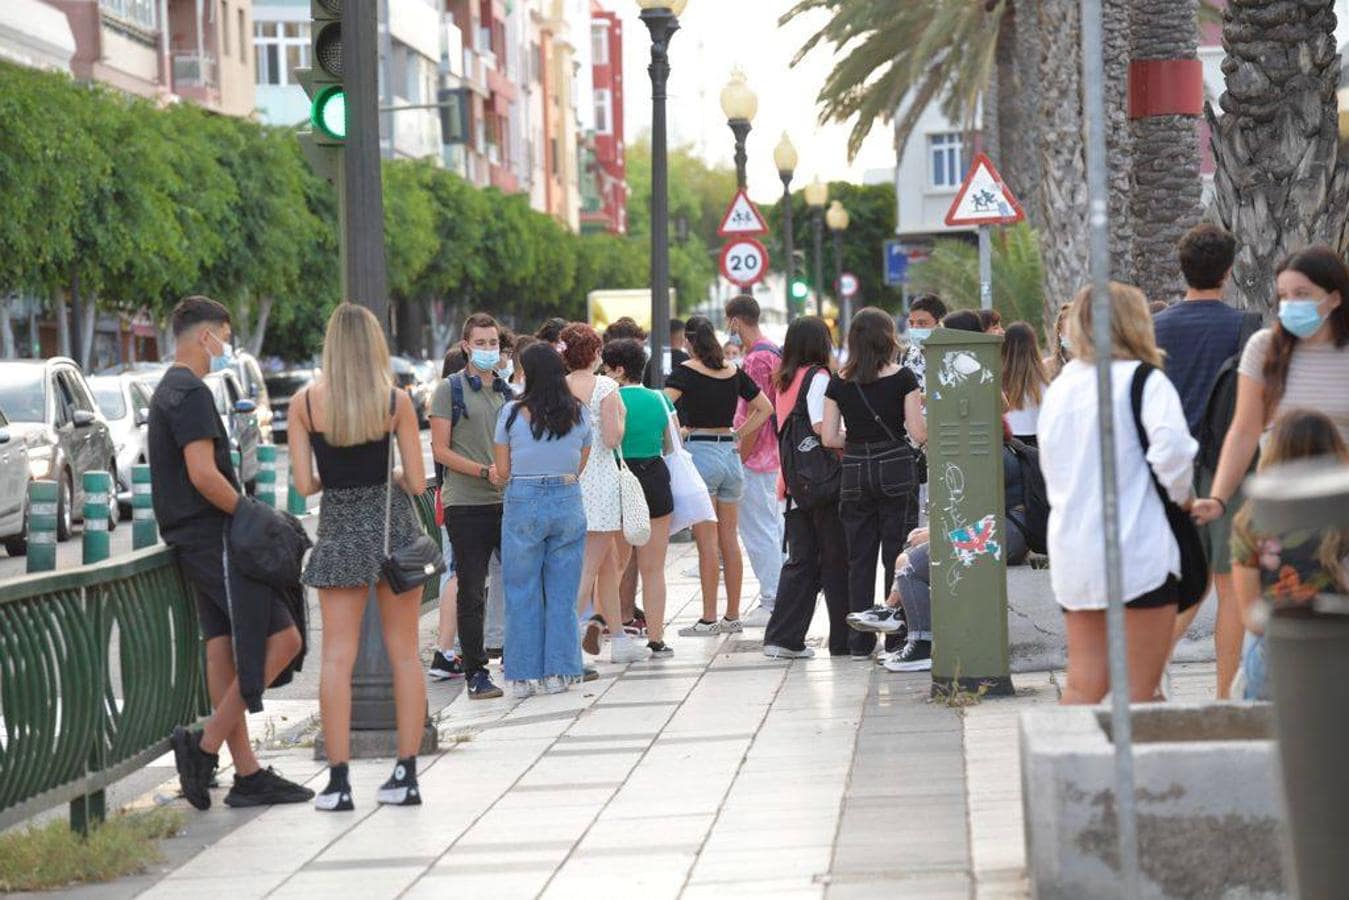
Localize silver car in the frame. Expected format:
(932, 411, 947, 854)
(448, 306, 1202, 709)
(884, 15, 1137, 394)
(87, 374, 155, 515)
(0, 407, 32, 556)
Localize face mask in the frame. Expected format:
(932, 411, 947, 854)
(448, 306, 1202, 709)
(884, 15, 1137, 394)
(1278, 298, 1327, 339)
(731, 357, 743, 368)
(908, 327, 932, 345)
(499, 360, 514, 382)
(206, 331, 234, 373)
(470, 348, 500, 371)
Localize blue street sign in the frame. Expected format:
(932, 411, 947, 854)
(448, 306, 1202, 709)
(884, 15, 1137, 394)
(884, 240, 909, 286)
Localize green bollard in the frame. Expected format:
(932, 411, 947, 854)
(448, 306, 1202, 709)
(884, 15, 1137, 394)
(132, 464, 157, 549)
(923, 329, 1014, 697)
(257, 444, 278, 508)
(82, 471, 112, 565)
(230, 449, 242, 485)
(286, 451, 307, 516)
(26, 480, 59, 573)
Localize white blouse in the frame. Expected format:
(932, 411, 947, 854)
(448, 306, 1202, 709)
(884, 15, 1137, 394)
(1037, 360, 1197, 610)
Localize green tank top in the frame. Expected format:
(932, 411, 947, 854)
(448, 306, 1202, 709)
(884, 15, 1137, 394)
(618, 385, 674, 459)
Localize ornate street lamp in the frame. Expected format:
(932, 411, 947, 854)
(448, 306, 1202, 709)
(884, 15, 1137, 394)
(636, 0, 688, 388)
(773, 133, 799, 317)
(720, 68, 758, 190)
(827, 200, 851, 335)
(804, 177, 829, 318)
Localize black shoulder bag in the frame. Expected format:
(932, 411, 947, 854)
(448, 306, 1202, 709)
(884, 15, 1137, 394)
(380, 392, 445, 594)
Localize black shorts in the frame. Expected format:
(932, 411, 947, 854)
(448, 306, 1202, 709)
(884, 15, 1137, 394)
(627, 457, 674, 520)
(1126, 575, 1181, 610)
(170, 523, 295, 641)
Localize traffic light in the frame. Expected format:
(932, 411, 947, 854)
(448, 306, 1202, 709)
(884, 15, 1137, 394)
(789, 276, 810, 304)
(296, 0, 343, 181)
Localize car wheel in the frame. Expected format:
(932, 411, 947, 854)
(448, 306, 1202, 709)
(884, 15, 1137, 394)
(56, 471, 73, 542)
(3, 495, 28, 557)
(106, 460, 118, 531)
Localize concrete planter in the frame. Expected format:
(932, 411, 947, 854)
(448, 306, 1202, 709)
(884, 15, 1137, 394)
(1020, 703, 1287, 899)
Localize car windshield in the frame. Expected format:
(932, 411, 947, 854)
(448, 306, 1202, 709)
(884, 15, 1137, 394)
(0, 368, 47, 422)
(90, 381, 127, 419)
(265, 373, 311, 399)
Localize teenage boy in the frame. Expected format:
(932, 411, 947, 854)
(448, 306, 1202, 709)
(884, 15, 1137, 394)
(150, 296, 312, 811)
(725, 295, 783, 627)
(1153, 223, 1259, 699)
(643, 317, 689, 388)
(902, 294, 947, 392)
(430, 313, 510, 699)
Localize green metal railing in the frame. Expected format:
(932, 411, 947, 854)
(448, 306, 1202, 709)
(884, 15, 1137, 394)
(0, 547, 210, 832)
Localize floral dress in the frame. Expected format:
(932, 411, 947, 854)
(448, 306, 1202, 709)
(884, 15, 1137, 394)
(579, 375, 622, 532)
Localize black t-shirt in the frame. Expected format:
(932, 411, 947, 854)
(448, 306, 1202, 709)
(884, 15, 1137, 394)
(665, 363, 761, 428)
(825, 369, 919, 443)
(147, 366, 238, 538)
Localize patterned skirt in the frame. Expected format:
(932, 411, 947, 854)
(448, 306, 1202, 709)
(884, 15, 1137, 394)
(302, 484, 424, 588)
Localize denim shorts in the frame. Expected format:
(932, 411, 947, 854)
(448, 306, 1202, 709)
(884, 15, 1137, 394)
(687, 439, 745, 502)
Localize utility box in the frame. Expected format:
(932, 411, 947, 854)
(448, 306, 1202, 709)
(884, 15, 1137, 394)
(923, 329, 1013, 696)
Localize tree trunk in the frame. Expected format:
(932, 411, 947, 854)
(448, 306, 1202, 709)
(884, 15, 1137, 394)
(1103, 0, 1135, 285)
(1209, 0, 1349, 313)
(1130, 0, 1204, 305)
(993, 4, 1025, 200)
(248, 296, 274, 357)
(55, 290, 71, 360)
(1010, 0, 1044, 227)
(0, 300, 13, 359)
(77, 296, 96, 371)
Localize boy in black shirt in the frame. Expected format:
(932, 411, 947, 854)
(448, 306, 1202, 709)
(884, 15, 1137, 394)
(149, 296, 311, 810)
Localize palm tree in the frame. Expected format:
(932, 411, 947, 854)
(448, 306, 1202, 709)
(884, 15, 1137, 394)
(907, 221, 1046, 333)
(1208, 0, 1349, 312)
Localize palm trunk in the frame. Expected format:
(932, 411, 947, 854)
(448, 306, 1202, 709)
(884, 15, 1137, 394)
(1011, 0, 1044, 227)
(1208, 0, 1349, 313)
(1130, 0, 1204, 305)
(1103, 0, 1135, 285)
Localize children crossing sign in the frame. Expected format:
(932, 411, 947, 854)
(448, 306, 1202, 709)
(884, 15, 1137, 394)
(717, 189, 770, 237)
(944, 153, 1024, 227)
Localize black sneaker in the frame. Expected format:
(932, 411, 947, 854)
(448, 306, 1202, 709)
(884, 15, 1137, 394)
(467, 669, 503, 700)
(429, 650, 465, 681)
(647, 641, 674, 659)
(224, 766, 316, 807)
(315, 763, 354, 812)
(582, 665, 599, 682)
(882, 639, 933, 672)
(171, 726, 217, 811)
(376, 757, 422, 807)
(486, 646, 504, 660)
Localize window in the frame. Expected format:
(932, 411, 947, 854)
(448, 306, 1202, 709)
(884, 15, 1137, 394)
(591, 23, 609, 65)
(221, 2, 231, 58)
(254, 21, 310, 86)
(238, 9, 246, 62)
(99, 0, 159, 31)
(928, 132, 965, 190)
(594, 88, 612, 135)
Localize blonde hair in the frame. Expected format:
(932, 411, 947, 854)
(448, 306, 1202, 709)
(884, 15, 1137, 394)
(320, 303, 394, 447)
(1065, 282, 1163, 368)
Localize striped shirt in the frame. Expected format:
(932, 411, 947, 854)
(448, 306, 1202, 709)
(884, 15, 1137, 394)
(1239, 328, 1349, 442)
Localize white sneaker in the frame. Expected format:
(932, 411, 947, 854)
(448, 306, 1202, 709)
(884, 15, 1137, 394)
(742, 605, 773, 628)
(763, 644, 815, 660)
(510, 680, 535, 699)
(542, 675, 567, 694)
(611, 639, 652, 664)
(720, 617, 744, 634)
(678, 619, 721, 637)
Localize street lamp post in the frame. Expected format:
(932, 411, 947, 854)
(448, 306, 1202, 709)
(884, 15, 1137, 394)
(637, 0, 687, 389)
(720, 68, 757, 190)
(827, 200, 850, 335)
(774, 133, 798, 318)
(804, 177, 829, 318)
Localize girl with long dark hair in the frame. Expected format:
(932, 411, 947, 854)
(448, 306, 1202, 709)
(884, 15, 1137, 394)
(1002, 322, 1051, 445)
(822, 307, 927, 660)
(493, 344, 593, 697)
(1195, 245, 1349, 528)
(762, 317, 851, 658)
(664, 315, 774, 635)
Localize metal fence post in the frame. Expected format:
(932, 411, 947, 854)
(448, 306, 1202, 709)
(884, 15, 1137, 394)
(257, 445, 278, 508)
(132, 464, 157, 549)
(26, 480, 58, 574)
(81, 471, 111, 566)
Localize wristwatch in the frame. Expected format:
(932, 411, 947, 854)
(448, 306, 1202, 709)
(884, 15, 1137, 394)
(479, 466, 491, 480)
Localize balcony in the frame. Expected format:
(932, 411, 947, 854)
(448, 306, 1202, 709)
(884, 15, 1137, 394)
(172, 50, 217, 89)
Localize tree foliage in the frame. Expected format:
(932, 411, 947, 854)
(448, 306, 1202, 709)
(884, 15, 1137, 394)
(906, 221, 1045, 334)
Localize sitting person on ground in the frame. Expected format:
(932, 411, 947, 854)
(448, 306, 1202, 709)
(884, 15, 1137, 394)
(1230, 409, 1349, 700)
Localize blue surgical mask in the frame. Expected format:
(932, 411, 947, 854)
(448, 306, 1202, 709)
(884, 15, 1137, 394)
(908, 327, 933, 345)
(499, 360, 515, 382)
(1278, 298, 1327, 339)
(470, 348, 500, 371)
(207, 331, 234, 373)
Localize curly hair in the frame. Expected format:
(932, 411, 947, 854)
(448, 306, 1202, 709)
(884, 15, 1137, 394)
(601, 338, 648, 385)
(559, 322, 603, 373)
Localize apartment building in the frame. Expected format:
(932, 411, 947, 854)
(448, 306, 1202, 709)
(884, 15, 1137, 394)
(579, 1, 625, 234)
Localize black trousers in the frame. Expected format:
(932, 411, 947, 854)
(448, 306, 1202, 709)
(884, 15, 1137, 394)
(763, 502, 851, 655)
(445, 503, 503, 675)
(838, 442, 919, 654)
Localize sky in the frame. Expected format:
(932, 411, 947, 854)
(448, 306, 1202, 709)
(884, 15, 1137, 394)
(613, 0, 1349, 207)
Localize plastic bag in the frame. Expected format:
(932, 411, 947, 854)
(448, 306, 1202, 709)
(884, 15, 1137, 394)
(664, 412, 716, 534)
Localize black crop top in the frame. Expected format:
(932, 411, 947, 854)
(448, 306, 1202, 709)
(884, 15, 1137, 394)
(825, 369, 919, 444)
(306, 390, 393, 489)
(665, 364, 761, 428)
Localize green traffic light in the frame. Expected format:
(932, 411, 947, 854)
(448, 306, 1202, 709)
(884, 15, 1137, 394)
(789, 279, 810, 301)
(312, 85, 346, 141)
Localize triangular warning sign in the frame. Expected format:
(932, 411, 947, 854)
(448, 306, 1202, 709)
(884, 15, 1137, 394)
(944, 153, 1025, 227)
(717, 189, 770, 237)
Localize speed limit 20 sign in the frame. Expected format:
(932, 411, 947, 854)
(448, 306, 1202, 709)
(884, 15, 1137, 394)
(719, 237, 769, 287)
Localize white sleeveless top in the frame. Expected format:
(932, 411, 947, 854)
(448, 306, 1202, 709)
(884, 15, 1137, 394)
(579, 375, 622, 532)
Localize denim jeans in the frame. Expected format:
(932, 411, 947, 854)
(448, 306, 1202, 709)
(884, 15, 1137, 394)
(896, 525, 1027, 642)
(1241, 631, 1269, 701)
(738, 468, 783, 604)
(687, 439, 745, 501)
(502, 477, 587, 682)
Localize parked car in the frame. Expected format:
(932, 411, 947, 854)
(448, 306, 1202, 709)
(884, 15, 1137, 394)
(263, 368, 318, 443)
(0, 407, 32, 556)
(87, 373, 155, 515)
(204, 369, 261, 493)
(229, 350, 275, 444)
(0, 359, 118, 541)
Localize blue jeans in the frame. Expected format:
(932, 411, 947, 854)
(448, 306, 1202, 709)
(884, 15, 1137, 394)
(1241, 631, 1269, 701)
(502, 477, 587, 681)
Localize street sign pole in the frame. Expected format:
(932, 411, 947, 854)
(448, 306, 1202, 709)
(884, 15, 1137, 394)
(978, 225, 993, 311)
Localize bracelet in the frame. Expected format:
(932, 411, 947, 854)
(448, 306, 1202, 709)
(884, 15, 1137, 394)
(1212, 496, 1228, 515)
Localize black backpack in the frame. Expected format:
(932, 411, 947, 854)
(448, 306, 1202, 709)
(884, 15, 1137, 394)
(1195, 312, 1263, 472)
(778, 367, 840, 510)
(1005, 437, 1049, 555)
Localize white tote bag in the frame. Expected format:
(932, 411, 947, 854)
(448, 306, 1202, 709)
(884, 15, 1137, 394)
(664, 411, 716, 534)
(615, 448, 651, 547)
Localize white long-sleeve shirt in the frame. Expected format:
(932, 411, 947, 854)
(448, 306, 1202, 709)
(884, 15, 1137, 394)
(1037, 360, 1197, 610)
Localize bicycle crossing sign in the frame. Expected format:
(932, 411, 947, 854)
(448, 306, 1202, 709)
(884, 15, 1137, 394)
(720, 237, 769, 287)
(717, 189, 770, 237)
(944, 153, 1025, 227)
